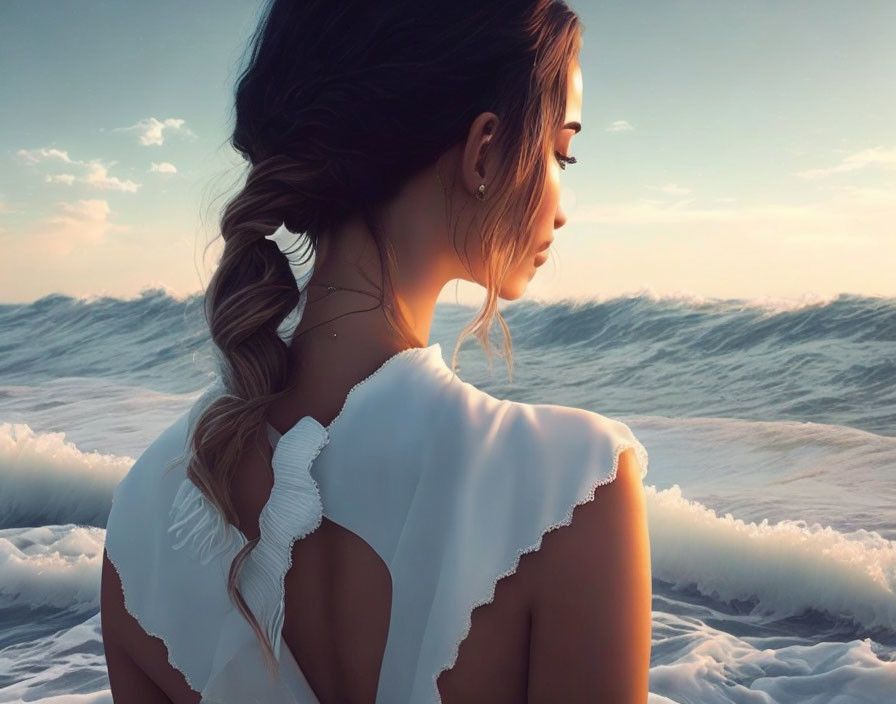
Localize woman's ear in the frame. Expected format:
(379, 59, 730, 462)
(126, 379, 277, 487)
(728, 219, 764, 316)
(460, 112, 499, 198)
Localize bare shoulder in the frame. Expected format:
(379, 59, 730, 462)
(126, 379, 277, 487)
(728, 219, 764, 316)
(525, 440, 652, 703)
(526, 444, 649, 590)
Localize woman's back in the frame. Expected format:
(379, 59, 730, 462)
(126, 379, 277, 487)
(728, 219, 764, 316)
(239, 341, 534, 703)
(102, 342, 649, 703)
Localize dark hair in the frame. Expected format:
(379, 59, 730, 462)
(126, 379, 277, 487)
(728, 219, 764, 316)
(191, 0, 583, 675)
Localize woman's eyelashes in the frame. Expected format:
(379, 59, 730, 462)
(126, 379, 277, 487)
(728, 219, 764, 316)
(554, 151, 577, 170)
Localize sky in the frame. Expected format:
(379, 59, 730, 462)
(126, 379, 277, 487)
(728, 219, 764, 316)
(1, 0, 894, 305)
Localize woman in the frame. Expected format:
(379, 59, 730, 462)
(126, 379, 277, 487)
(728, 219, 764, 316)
(100, 0, 651, 702)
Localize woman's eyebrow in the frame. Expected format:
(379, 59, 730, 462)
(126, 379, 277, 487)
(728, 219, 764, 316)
(562, 121, 581, 133)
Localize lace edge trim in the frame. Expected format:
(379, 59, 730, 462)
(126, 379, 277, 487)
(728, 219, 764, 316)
(429, 439, 649, 703)
(105, 541, 203, 694)
(323, 343, 440, 434)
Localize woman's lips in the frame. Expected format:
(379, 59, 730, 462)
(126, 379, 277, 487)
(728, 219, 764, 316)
(535, 239, 553, 253)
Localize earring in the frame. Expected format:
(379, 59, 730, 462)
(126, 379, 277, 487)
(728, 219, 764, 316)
(476, 183, 486, 201)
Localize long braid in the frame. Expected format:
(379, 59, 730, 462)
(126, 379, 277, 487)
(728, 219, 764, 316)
(186, 156, 310, 675)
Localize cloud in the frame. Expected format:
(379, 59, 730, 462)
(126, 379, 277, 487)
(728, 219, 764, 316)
(83, 161, 140, 192)
(15, 199, 130, 256)
(579, 198, 817, 226)
(607, 120, 634, 132)
(649, 183, 691, 195)
(822, 181, 896, 206)
(0, 196, 24, 215)
(795, 146, 896, 179)
(17, 147, 141, 193)
(112, 117, 195, 146)
(572, 182, 894, 250)
(16, 148, 74, 165)
(45, 174, 77, 185)
(150, 161, 177, 174)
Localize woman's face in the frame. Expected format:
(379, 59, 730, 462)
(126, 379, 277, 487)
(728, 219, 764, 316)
(498, 57, 583, 300)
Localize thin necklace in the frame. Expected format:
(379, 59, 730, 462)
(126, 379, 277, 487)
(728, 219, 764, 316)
(293, 283, 383, 340)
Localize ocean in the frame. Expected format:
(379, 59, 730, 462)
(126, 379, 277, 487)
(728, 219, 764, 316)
(1, 288, 894, 702)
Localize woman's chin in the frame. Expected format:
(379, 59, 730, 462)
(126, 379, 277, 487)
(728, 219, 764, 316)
(498, 275, 530, 301)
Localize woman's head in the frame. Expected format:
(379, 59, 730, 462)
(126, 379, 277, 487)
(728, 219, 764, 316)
(218, 0, 583, 358)
(197, 0, 584, 672)
(435, 52, 582, 303)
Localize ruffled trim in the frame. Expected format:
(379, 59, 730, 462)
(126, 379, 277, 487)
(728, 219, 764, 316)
(430, 436, 649, 702)
(167, 417, 330, 670)
(238, 416, 330, 662)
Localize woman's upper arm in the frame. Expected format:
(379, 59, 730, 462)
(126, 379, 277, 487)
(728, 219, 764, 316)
(526, 446, 652, 703)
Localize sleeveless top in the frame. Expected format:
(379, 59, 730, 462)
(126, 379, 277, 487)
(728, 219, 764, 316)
(103, 342, 649, 703)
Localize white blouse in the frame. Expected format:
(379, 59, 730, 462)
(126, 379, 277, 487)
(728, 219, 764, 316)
(103, 342, 649, 703)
